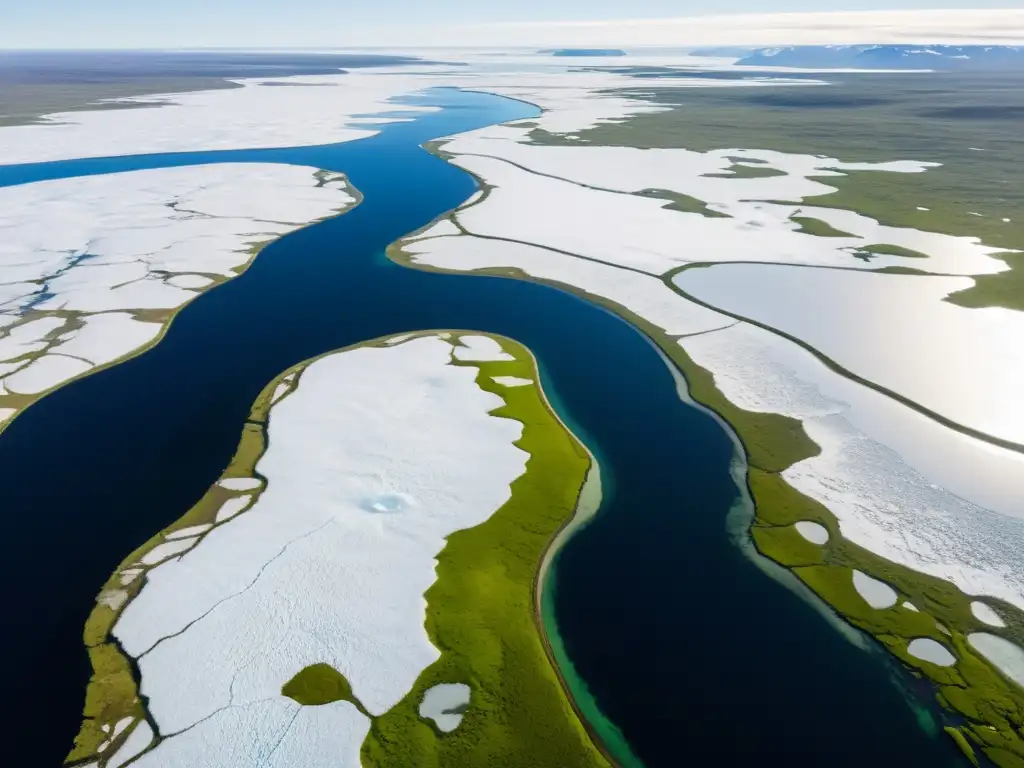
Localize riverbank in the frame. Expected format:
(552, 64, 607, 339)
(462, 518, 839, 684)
(391, 159, 1024, 765)
(0, 165, 360, 436)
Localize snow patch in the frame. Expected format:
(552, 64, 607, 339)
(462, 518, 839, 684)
(419, 683, 471, 733)
(853, 570, 898, 608)
(970, 602, 1006, 628)
(908, 638, 956, 667)
(794, 520, 829, 545)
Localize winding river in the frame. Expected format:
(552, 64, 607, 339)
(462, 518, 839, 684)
(0, 88, 964, 766)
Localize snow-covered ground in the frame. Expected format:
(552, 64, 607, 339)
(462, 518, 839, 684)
(681, 321, 1024, 608)
(0, 60, 813, 166)
(401, 78, 1024, 617)
(852, 570, 898, 609)
(676, 263, 1024, 445)
(419, 683, 471, 733)
(0, 164, 355, 423)
(403, 235, 729, 337)
(107, 334, 529, 765)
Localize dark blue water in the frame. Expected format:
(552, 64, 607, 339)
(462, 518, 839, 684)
(0, 89, 962, 767)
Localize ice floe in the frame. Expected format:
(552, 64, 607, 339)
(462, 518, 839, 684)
(112, 335, 527, 757)
(0, 164, 355, 423)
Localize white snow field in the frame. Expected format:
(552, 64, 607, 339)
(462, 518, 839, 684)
(676, 264, 1024, 445)
(0, 164, 355, 420)
(680, 322, 1024, 609)
(112, 334, 529, 763)
(442, 127, 1006, 277)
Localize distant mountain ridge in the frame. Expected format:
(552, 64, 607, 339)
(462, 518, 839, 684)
(736, 45, 1024, 70)
(544, 49, 627, 57)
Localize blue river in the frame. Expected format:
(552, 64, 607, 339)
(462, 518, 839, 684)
(0, 88, 964, 767)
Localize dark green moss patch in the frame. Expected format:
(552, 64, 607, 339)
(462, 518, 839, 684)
(704, 163, 787, 180)
(282, 663, 369, 714)
(791, 215, 856, 238)
(635, 188, 731, 218)
(858, 243, 929, 259)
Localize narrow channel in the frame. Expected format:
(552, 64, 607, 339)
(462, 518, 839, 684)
(0, 88, 962, 766)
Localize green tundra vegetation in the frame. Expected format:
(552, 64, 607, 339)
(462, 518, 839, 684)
(532, 70, 1024, 309)
(361, 335, 608, 768)
(282, 663, 370, 716)
(69, 332, 609, 767)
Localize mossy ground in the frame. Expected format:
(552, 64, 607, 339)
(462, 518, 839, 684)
(1, 175, 360, 440)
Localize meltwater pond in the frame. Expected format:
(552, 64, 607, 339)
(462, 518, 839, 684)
(0, 88, 964, 766)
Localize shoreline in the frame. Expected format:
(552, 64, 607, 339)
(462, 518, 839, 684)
(0, 172, 362, 439)
(69, 329, 612, 768)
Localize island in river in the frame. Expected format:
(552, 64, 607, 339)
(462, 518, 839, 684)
(70, 332, 607, 768)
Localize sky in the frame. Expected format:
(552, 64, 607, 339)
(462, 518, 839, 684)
(2, 2, 1024, 49)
